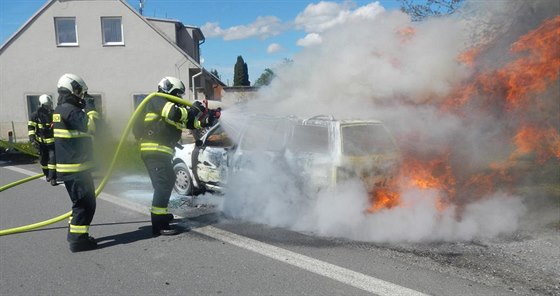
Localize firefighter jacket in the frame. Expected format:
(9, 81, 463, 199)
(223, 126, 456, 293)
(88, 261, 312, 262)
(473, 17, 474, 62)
(53, 93, 96, 180)
(28, 106, 54, 145)
(138, 95, 202, 156)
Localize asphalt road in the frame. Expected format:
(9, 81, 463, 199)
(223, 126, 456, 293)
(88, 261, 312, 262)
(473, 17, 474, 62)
(1, 162, 519, 296)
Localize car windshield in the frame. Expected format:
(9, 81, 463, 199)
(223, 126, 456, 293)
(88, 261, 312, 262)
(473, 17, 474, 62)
(240, 118, 289, 151)
(287, 125, 329, 154)
(204, 124, 233, 147)
(341, 124, 395, 156)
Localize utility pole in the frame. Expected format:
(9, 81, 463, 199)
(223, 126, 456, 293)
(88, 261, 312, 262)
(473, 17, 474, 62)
(139, 0, 144, 15)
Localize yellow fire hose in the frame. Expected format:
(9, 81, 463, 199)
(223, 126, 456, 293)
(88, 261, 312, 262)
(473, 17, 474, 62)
(0, 92, 192, 236)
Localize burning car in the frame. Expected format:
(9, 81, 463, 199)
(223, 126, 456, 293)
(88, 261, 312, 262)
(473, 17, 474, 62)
(172, 115, 400, 199)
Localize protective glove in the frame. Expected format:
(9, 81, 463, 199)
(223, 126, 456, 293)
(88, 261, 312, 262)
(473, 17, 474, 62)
(31, 141, 39, 150)
(84, 93, 96, 110)
(190, 101, 207, 118)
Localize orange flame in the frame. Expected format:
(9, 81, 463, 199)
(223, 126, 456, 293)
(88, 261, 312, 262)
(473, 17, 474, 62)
(368, 17, 560, 214)
(368, 154, 456, 213)
(512, 125, 560, 163)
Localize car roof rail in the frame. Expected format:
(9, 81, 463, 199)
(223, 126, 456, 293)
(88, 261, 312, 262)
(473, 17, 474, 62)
(303, 115, 335, 124)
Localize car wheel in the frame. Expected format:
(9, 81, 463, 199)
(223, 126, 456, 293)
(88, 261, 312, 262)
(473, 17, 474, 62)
(173, 162, 193, 196)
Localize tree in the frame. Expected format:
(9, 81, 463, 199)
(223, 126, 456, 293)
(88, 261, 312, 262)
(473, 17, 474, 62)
(399, 0, 464, 21)
(254, 68, 275, 87)
(233, 56, 250, 86)
(210, 69, 221, 80)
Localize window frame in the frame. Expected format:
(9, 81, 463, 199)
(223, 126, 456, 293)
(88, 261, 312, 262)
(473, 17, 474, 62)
(54, 17, 78, 46)
(133, 94, 148, 109)
(26, 95, 41, 120)
(87, 94, 104, 117)
(101, 16, 124, 46)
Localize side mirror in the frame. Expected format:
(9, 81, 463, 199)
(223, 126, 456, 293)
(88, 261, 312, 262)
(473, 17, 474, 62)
(195, 139, 203, 147)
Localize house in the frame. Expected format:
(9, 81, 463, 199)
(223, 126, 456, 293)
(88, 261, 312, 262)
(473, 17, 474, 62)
(221, 86, 260, 107)
(0, 0, 225, 141)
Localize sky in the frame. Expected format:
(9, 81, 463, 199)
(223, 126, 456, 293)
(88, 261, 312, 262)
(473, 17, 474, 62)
(0, 0, 403, 85)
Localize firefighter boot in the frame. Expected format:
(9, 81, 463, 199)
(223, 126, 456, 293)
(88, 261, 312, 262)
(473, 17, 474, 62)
(68, 234, 98, 253)
(151, 213, 180, 236)
(164, 213, 175, 222)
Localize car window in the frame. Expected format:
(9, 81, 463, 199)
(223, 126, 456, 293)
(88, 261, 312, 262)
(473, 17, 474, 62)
(205, 125, 233, 147)
(287, 125, 329, 154)
(240, 119, 288, 151)
(342, 124, 395, 156)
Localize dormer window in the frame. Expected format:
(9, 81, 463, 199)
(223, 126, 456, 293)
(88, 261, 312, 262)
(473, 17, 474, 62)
(101, 17, 124, 45)
(54, 17, 78, 46)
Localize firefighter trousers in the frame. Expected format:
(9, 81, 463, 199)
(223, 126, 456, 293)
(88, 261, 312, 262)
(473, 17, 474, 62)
(39, 144, 56, 181)
(64, 172, 96, 242)
(141, 152, 175, 209)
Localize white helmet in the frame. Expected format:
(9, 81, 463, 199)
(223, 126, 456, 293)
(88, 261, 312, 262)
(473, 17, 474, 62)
(39, 94, 53, 109)
(57, 73, 88, 98)
(158, 76, 185, 97)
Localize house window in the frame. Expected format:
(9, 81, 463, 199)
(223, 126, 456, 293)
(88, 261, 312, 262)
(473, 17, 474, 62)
(101, 17, 124, 45)
(133, 94, 148, 109)
(54, 17, 78, 46)
(88, 94, 103, 117)
(26, 95, 41, 119)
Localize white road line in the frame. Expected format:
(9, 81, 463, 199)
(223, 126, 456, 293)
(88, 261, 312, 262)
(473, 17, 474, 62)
(4, 166, 429, 296)
(195, 226, 429, 296)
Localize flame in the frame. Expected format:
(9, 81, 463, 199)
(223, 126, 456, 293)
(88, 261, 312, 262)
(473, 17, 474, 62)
(368, 187, 400, 212)
(368, 154, 456, 213)
(502, 16, 560, 108)
(368, 16, 560, 214)
(512, 125, 560, 163)
(397, 26, 416, 43)
(457, 46, 482, 67)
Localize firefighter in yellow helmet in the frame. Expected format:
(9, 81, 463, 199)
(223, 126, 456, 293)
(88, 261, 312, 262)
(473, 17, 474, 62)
(28, 94, 57, 185)
(53, 73, 98, 252)
(134, 76, 214, 236)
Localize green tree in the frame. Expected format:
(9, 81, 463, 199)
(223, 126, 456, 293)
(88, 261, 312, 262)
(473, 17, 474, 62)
(399, 0, 464, 21)
(254, 68, 275, 87)
(233, 56, 250, 86)
(210, 69, 221, 80)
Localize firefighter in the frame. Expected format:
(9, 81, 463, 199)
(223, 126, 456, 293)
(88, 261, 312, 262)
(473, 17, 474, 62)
(53, 73, 98, 252)
(28, 94, 57, 185)
(135, 76, 215, 236)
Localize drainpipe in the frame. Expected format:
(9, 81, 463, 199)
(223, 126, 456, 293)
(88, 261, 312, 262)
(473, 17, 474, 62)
(192, 68, 203, 101)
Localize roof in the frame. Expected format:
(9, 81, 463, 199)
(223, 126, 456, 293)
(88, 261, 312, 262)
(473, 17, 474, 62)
(0, 0, 54, 53)
(0, 0, 203, 67)
(0, 0, 225, 87)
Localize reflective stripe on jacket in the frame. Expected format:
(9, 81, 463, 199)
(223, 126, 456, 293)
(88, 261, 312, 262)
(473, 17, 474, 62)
(28, 107, 55, 145)
(139, 96, 189, 156)
(53, 94, 95, 179)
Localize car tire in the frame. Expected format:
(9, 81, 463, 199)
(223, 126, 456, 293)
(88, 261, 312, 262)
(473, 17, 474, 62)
(173, 162, 193, 196)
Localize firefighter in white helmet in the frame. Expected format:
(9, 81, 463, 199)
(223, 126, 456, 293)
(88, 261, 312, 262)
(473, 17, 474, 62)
(133, 76, 218, 236)
(28, 94, 57, 185)
(53, 73, 98, 252)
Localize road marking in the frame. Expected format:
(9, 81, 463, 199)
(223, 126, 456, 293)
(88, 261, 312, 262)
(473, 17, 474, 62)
(4, 166, 429, 296)
(195, 226, 429, 296)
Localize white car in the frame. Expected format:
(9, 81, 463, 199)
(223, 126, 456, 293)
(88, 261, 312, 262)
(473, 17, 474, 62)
(173, 115, 400, 197)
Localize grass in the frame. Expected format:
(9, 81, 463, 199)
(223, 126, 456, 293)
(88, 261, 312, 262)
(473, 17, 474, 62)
(0, 139, 38, 157)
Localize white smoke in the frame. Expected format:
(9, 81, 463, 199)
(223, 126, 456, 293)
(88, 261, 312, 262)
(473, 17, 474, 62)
(215, 0, 557, 242)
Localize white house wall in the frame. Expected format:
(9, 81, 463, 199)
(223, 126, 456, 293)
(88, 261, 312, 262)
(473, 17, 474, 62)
(0, 0, 201, 140)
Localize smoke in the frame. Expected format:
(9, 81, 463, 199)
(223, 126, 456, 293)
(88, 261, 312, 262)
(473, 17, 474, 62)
(218, 0, 559, 242)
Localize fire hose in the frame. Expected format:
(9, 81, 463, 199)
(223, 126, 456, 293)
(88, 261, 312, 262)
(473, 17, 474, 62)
(0, 92, 194, 236)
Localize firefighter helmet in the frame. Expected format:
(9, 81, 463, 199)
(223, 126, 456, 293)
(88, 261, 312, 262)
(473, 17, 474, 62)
(57, 73, 88, 98)
(38, 94, 53, 109)
(158, 77, 185, 97)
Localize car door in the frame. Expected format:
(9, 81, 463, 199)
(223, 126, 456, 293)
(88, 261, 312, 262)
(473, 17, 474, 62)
(194, 124, 234, 190)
